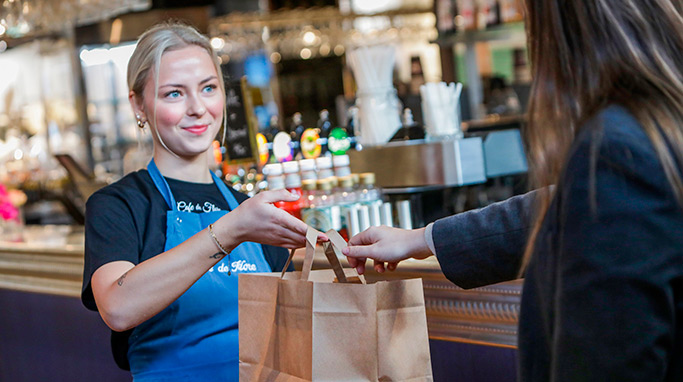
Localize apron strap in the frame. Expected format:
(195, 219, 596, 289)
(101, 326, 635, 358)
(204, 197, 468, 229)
(210, 171, 240, 211)
(147, 159, 176, 210)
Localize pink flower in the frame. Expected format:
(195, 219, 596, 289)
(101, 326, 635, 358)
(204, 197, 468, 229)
(0, 202, 18, 221)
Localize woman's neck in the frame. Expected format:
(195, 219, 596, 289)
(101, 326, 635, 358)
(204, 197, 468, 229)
(153, 150, 213, 184)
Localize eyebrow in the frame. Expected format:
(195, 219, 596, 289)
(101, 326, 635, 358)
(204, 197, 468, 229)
(159, 76, 219, 88)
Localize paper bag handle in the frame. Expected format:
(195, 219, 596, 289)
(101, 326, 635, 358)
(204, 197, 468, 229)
(320, 229, 366, 284)
(280, 227, 366, 284)
(280, 227, 318, 280)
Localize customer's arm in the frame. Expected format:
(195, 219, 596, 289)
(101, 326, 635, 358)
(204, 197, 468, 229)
(345, 188, 541, 288)
(432, 189, 539, 288)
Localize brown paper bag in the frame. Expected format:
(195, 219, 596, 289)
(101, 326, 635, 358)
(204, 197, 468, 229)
(239, 228, 433, 381)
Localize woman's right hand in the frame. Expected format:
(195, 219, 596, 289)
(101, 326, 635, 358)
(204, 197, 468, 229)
(342, 226, 433, 275)
(217, 189, 327, 249)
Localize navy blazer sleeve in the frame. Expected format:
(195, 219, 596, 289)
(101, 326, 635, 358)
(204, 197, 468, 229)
(432, 189, 539, 289)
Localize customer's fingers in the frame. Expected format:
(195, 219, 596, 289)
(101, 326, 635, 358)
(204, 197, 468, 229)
(350, 257, 366, 275)
(347, 227, 380, 246)
(342, 244, 376, 259)
(374, 260, 386, 273)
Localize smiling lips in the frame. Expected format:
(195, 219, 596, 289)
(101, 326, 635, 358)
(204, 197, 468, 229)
(184, 124, 209, 135)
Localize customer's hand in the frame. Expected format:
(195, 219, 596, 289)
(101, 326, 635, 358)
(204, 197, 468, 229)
(218, 189, 327, 249)
(342, 226, 433, 275)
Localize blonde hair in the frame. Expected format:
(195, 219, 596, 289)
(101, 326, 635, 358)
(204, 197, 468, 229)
(520, 0, 683, 274)
(127, 21, 227, 154)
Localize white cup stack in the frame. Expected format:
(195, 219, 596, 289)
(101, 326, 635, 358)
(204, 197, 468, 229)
(420, 82, 464, 139)
(347, 45, 402, 146)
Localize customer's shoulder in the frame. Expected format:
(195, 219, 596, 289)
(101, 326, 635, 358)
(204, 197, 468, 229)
(582, 105, 649, 148)
(569, 104, 671, 192)
(574, 105, 657, 160)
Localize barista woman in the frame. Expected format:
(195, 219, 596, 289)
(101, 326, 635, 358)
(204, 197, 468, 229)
(81, 22, 322, 381)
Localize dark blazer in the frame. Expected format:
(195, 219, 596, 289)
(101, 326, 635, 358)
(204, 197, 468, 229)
(432, 105, 683, 381)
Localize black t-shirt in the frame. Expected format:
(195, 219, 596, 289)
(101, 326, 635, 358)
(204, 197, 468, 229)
(81, 169, 291, 369)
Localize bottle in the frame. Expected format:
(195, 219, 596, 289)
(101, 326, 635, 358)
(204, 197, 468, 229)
(396, 200, 413, 230)
(368, 202, 382, 227)
(381, 202, 394, 227)
(266, 115, 283, 142)
(267, 172, 285, 192)
(436, 0, 457, 35)
(264, 163, 284, 192)
(457, 0, 477, 30)
(358, 204, 371, 232)
(266, 167, 286, 210)
(486, 0, 501, 27)
(315, 156, 334, 179)
(409, 56, 425, 95)
(328, 176, 339, 192)
(299, 159, 317, 182)
(317, 109, 333, 139)
(390, 108, 425, 141)
(334, 175, 359, 240)
(301, 179, 317, 209)
(500, 0, 520, 22)
(282, 161, 303, 219)
(332, 154, 352, 178)
(302, 179, 335, 233)
(346, 106, 358, 138)
(264, 163, 283, 179)
(351, 173, 361, 190)
(282, 160, 299, 177)
(289, 112, 305, 142)
(477, 0, 500, 29)
(358, 172, 382, 205)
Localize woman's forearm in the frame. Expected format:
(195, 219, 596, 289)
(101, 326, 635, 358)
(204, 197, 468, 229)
(91, 223, 239, 332)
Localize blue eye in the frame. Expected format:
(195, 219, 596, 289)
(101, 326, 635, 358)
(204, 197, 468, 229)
(202, 84, 217, 93)
(165, 90, 181, 98)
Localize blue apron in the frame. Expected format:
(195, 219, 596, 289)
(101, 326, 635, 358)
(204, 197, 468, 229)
(128, 160, 272, 381)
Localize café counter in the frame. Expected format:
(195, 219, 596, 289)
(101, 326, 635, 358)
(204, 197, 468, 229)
(0, 227, 521, 381)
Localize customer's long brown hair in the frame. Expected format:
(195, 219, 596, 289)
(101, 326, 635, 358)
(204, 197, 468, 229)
(520, 0, 683, 273)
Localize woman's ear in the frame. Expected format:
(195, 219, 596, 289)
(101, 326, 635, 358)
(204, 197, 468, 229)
(129, 91, 146, 122)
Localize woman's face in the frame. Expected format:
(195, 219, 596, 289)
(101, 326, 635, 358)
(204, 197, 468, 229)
(134, 45, 224, 159)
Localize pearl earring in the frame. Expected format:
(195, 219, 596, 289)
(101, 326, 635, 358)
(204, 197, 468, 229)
(136, 114, 146, 128)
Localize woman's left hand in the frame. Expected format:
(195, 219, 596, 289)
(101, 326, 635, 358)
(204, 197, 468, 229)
(216, 189, 327, 249)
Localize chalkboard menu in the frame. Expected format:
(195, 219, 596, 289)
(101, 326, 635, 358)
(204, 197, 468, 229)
(224, 77, 258, 163)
